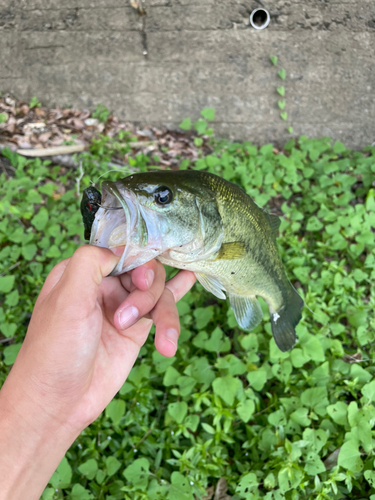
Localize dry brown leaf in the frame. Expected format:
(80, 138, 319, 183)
(214, 478, 231, 500)
(38, 132, 52, 143)
(5, 96, 16, 107)
(16, 139, 32, 149)
(34, 108, 46, 118)
(201, 486, 214, 500)
(18, 104, 29, 116)
(342, 352, 363, 364)
(67, 117, 85, 130)
(49, 137, 65, 146)
(4, 116, 16, 134)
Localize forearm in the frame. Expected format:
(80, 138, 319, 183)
(0, 374, 79, 500)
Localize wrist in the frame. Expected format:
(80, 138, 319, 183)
(0, 373, 79, 500)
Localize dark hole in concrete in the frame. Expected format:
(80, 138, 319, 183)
(250, 8, 270, 29)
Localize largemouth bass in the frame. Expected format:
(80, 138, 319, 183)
(81, 171, 304, 351)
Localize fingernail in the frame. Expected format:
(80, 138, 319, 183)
(119, 306, 139, 330)
(165, 328, 179, 347)
(145, 269, 154, 288)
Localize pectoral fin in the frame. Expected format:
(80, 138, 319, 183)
(215, 242, 246, 260)
(195, 273, 226, 300)
(229, 294, 263, 331)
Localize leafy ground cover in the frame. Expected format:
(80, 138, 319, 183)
(0, 111, 375, 500)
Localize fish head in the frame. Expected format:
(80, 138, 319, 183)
(89, 172, 224, 275)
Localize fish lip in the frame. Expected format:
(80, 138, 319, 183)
(89, 181, 133, 276)
(103, 182, 133, 276)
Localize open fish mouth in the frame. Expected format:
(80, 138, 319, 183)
(89, 181, 165, 276)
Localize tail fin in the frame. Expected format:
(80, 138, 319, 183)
(270, 285, 304, 352)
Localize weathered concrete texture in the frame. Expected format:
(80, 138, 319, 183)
(1, 0, 375, 148)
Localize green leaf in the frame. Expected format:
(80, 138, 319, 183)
(128, 363, 151, 385)
(185, 414, 199, 432)
(193, 307, 213, 329)
(278, 468, 303, 493)
(148, 479, 169, 500)
(300, 387, 329, 416)
(179, 118, 191, 130)
(0, 323, 17, 339)
(278, 100, 286, 110)
(0, 275, 15, 293)
(287, 126, 293, 134)
(333, 141, 346, 154)
(168, 401, 188, 423)
(212, 375, 242, 406)
(236, 472, 259, 497)
(201, 108, 215, 121)
(22, 243, 37, 261)
(163, 366, 180, 386)
(303, 428, 328, 453)
(38, 183, 56, 196)
(277, 86, 285, 96)
(280, 112, 288, 121)
(167, 472, 194, 500)
(105, 398, 125, 425)
(364, 470, 375, 488)
(3, 343, 22, 365)
(194, 118, 207, 135)
(270, 55, 278, 66)
(29, 96, 42, 108)
(78, 459, 98, 480)
(290, 407, 311, 427)
(71, 484, 94, 500)
(278, 68, 286, 80)
(236, 399, 255, 423)
(290, 348, 309, 368)
(123, 458, 150, 489)
(361, 379, 375, 402)
(106, 456, 121, 476)
(247, 369, 267, 391)
(201, 422, 215, 434)
(304, 452, 326, 475)
(306, 216, 323, 231)
(49, 456, 72, 489)
(0, 113, 7, 124)
(327, 402, 348, 426)
(31, 207, 49, 231)
(338, 440, 363, 473)
(5, 289, 19, 307)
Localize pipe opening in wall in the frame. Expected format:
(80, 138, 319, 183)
(250, 8, 270, 30)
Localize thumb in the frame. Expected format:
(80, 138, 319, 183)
(53, 245, 120, 304)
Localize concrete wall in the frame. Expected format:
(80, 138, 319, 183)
(1, 0, 375, 149)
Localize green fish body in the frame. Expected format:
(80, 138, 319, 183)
(88, 171, 304, 351)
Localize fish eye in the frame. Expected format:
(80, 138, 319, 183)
(154, 186, 173, 206)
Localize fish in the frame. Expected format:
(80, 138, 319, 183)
(82, 171, 304, 351)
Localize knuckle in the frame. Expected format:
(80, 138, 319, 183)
(164, 284, 177, 303)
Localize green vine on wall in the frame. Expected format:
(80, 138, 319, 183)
(270, 55, 293, 134)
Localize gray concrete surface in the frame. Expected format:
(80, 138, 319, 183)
(1, 0, 375, 148)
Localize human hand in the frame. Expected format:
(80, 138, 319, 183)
(0, 246, 195, 500)
(3, 245, 196, 431)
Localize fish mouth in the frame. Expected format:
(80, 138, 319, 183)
(89, 181, 164, 276)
